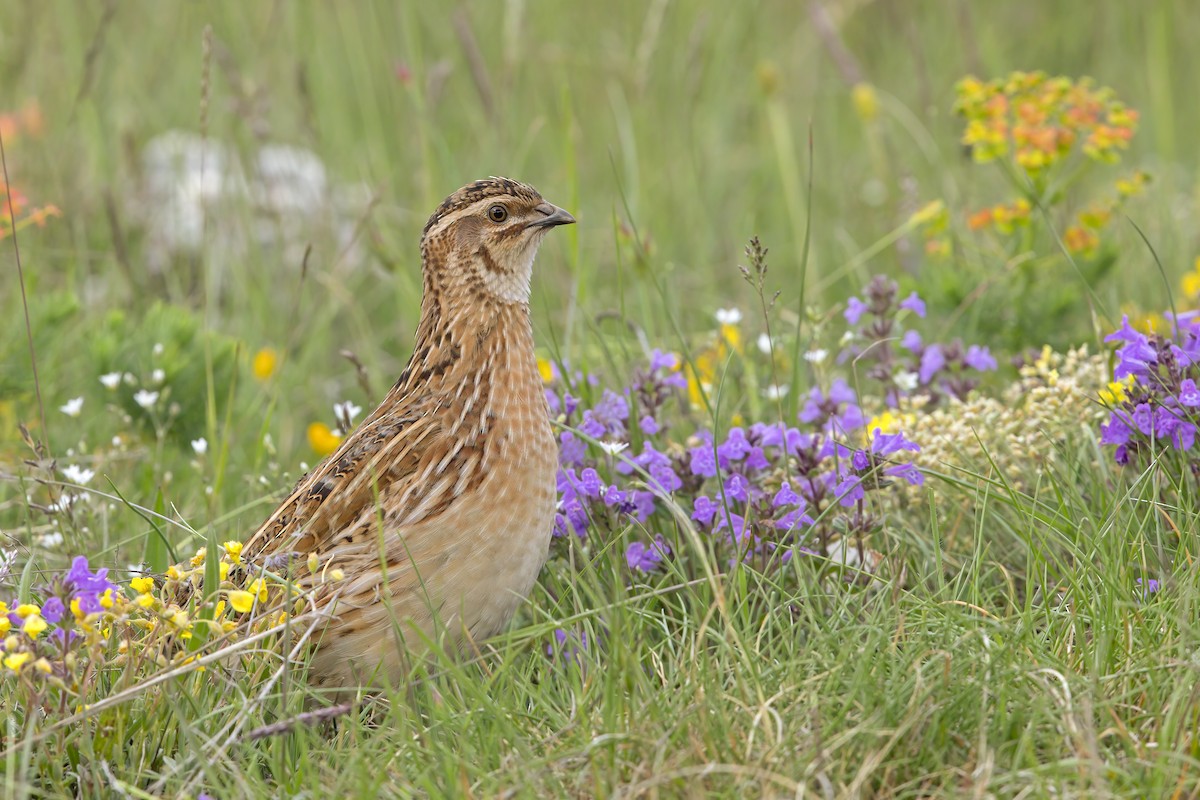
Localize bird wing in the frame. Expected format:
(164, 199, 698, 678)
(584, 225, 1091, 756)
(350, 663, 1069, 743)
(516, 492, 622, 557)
(243, 388, 464, 563)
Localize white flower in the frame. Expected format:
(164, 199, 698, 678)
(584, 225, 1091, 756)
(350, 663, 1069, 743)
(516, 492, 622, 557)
(153, 342, 164, 356)
(99, 372, 122, 389)
(803, 349, 828, 364)
(111, 435, 122, 447)
(123, 372, 137, 385)
(764, 384, 789, 400)
(895, 371, 919, 391)
(36, 531, 64, 549)
(715, 308, 743, 325)
(59, 397, 84, 417)
(334, 401, 363, 426)
(597, 441, 629, 456)
(839, 331, 854, 346)
(133, 389, 159, 409)
(191, 437, 208, 455)
(151, 368, 166, 384)
(756, 333, 773, 355)
(60, 464, 95, 486)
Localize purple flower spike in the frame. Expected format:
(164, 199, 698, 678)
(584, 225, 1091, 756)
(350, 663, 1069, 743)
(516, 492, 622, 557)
(692, 496, 718, 527)
(899, 291, 926, 318)
(901, 329, 923, 352)
(625, 537, 671, 572)
(639, 415, 660, 435)
(919, 345, 945, 384)
(41, 597, 65, 624)
(1181, 379, 1200, 407)
(964, 345, 998, 371)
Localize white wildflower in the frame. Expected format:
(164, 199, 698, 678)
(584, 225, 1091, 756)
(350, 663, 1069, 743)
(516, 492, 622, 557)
(151, 368, 166, 384)
(123, 372, 137, 385)
(99, 372, 122, 389)
(334, 401, 363, 427)
(764, 384, 789, 400)
(715, 308, 743, 325)
(598, 441, 629, 456)
(133, 389, 159, 409)
(191, 437, 208, 455)
(60, 465, 95, 486)
(36, 532, 64, 549)
(895, 371, 919, 391)
(153, 342, 164, 356)
(756, 333, 773, 355)
(803, 349, 828, 364)
(59, 397, 84, 418)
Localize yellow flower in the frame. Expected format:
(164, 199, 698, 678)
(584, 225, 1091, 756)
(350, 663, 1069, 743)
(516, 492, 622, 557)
(536, 357, 555, 384)
(866, 410, 916, 437)
(4, 652, 31, 672)
(307, 422, 342, 456)
(329, 568, 345, 581)
(32, 658, 52, 674)
(719, 323, 743, 354)
(228, 590, 255, 614)
(166, 564, 183, 581)
(851, 82, 879, 122)
(1181, 257, 1200, 299)
(99, 589, 114, 610)
(190, 547, 208, 568)
(307, 552, 319, 574)
(135, 593, 156, 608)
(223, 540, 244, 564)
(15, 604, 39, 618)
(252, 347, 280, 381)
(22, 614, 47, 639)
(0, 617, 9, 636)
(166, 609, 189, 630)
(248, 579, 269, 603)
(130, 576, 154, 594)
(1099, 376, 1134, 405)
(219, 561, 230, 581)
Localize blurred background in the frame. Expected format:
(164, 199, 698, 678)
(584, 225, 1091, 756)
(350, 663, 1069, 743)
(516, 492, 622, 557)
(1, 0, 1196, 544)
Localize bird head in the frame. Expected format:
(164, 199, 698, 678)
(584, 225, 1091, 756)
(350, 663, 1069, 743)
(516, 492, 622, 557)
(421, 177, 575, 305)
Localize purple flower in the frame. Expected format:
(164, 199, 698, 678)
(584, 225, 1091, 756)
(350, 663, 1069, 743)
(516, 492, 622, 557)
(773, 481, 803, 507)
(901, 329, 923, 352)
(1105, 317, 1157, 380)
(724, 474, 748, 503)
(602, 485, 628, 507)
(885, 463, 924, 486)
(1136, 577, 1161, 599)
(919, 345, 945, 384)
(547, 628, 591, 664)
(579, 413, 606, 439)
(844, 296, 868, 324)
(632, 491, 657, 520)
(692, 496, 718, 526)
(1132, 403, 1154, 436)
(964, 345, 998, 371)
(1180, 379, 1200, 407)
(833, 475, 864, 507)
(41, 597, 64, 624)
(899, 291, 926, 318)
(639, 415, 660, 435)
(689, 444, 717, 478)
(776, 508, 814, 531)
(1099, 414, 1131, 446)
(559, 431, 586, 466)
(717, 427, 751, 466)
(649, 349, 679, 372)
(869, 429, 920, 456)
(799, 379, 864, 433)
(66, 556, 114, 595)
(625, 537, 671, 572)
(851, 450, 870, 470)
(579, 468, 603, 499)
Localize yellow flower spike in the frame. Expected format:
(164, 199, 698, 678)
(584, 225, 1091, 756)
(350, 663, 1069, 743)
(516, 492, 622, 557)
(536, 357, 555, 384)
(130, 576, 154, 594)
(223, 540, 244, 564)
(228, 590, 255, 614)
(135, 593, 155, 609)
(252, 347, 280, 382)
(4, 652, 31, 672)
(307, 422, 342, 456)
(15, 604, 38, 618)
(22, 615, 46, 639)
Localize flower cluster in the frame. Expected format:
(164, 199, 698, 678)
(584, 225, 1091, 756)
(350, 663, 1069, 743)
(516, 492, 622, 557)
(840, 275, 997, 408)
(1099, 314, 1200, 466)
(0, 100, 60, 241)
(955, 72, 1138, 174)
(0, 544, 335, 700)
(546, 325, 925, 578)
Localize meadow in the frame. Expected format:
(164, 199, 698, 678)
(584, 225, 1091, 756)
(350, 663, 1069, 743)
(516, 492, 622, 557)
(2, 2, 1200, 797)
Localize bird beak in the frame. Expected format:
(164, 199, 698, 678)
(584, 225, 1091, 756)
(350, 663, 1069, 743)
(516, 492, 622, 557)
(528, 202, 576, 229)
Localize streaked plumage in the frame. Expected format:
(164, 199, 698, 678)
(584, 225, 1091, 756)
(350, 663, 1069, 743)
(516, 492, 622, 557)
(243, 177, 573, 687)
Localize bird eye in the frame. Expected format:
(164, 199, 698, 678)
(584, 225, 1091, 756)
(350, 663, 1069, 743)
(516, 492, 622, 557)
(487, 204, 508, 223)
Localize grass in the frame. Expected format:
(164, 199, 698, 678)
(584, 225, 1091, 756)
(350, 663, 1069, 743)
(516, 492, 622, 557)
(3, 2, 1200, 797)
